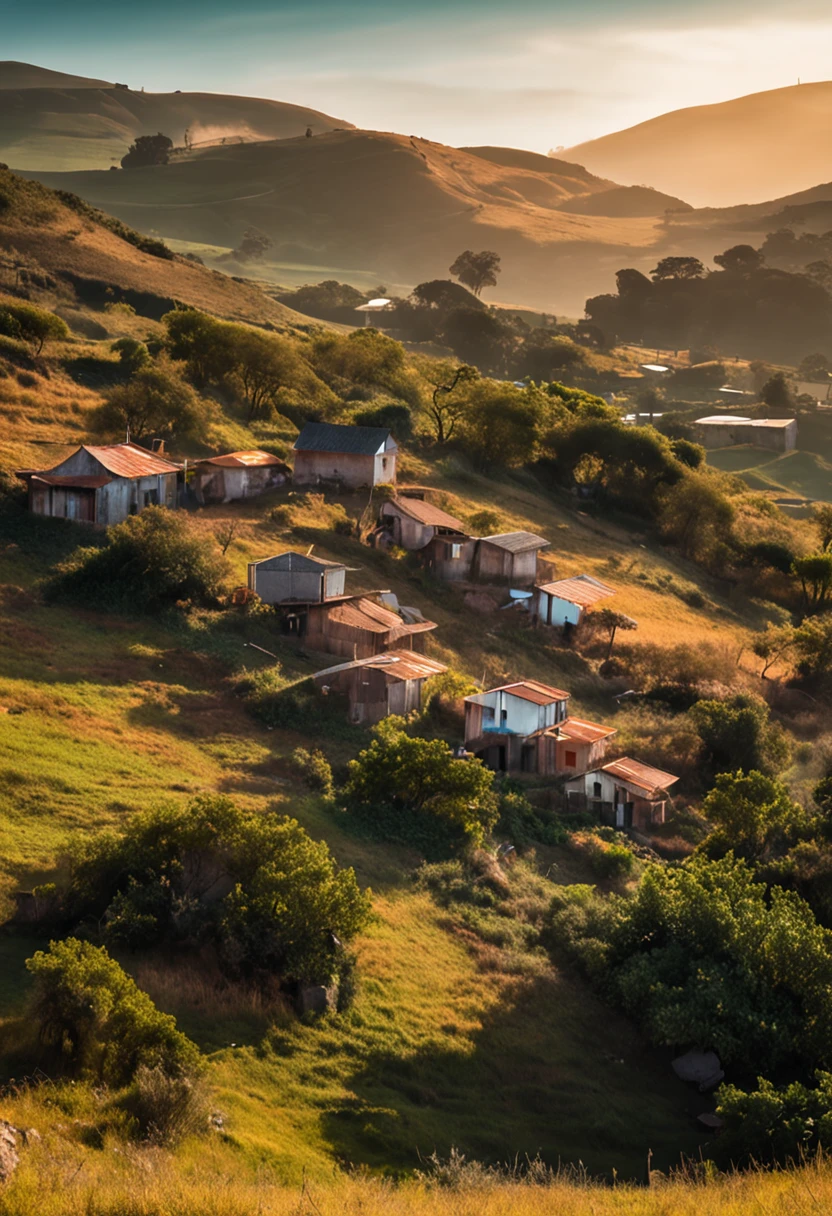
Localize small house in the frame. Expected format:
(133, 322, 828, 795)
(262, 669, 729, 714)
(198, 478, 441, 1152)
(379, 495, 466, 550)
(693, 416, 797, 453)
(17, 442, 179, 526)
(464, 680, 615, 775)
(191, 450, 289, 504)
(292, 422, 397, 488)
(421, 532, 479, 582)
(305, 594, 437, 659)
(535, 575, 616, 629)
(247, 551, 348, 605)
(313, 650, 448, 724)
(474, 532, 549, 587)
(564, 758, 679, 829)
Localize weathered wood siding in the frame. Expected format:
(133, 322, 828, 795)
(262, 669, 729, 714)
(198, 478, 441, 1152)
(293, 450, 395, 489)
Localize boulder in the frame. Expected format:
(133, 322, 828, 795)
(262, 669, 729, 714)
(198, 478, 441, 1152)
(297, 984, 337, 1015)
(672, 1050, 724, 1092)
(0, 1122, 19, 1185)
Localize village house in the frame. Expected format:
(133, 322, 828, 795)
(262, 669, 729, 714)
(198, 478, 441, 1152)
(463, 680, 615, 775)
(305, 594, 436, 659)
(191, 450, 290, 504)
(535, 574, 616, 630)
(247, 551, 348, 605)
(564, 758, 679, 830)
(474, 532, 549, 587)
(693, 415, 797, 453)
(379, 495, 466, 550)
(312, 650, 448, 724)
(292, 421, 398, 488)
(16, 442, 179, 526)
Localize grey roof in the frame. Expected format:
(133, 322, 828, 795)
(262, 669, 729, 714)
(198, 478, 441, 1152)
(480, 531, 549, 553)
(249, 551, 347, 572)
(293, 421, 397, 456)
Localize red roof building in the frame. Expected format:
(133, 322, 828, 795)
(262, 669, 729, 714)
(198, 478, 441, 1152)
(17, 443, 179, 526)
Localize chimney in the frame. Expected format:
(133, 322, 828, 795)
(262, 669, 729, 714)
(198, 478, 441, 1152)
(151, 439, 166, 454)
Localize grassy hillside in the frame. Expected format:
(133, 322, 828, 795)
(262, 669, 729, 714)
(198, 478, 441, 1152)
(0, 61, 352, 172)
(566, 81, 832, 207)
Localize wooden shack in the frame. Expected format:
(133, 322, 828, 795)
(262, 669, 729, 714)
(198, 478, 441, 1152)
(305, 595, 436, 658)
(565, 758, 679, 829)
(474, 532, 549, 587)
(247, 551, 348, 605)
(17, 442, 179, 526)
(292, 422, 397, 488)
(192, 450, 289, 504)
(535, 575, 616, 628)
(379, 496, 466, 549)
(313, 651, 448, 724)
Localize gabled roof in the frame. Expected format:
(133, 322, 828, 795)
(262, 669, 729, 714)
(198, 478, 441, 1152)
(468, 679, 570, 706)
(313, 650, 448, 682)
(480, 531, 549, 553)
(534, 717, 616, 744)
(28, 474, 112, 489)
(321, 595, 436, 638)
(197, 450, 288, 468)
(249, 551, 348, 572)
(384, 496, 465, 530)
(293, 421, 397, 456)
(80, 443, 180, 477)
(536, 574, 616, 608)
(601, 757, 679, 796)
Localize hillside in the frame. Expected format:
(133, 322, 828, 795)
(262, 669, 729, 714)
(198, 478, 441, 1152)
(566, 82, 832, 208)
(0, 60, 352, 172)
(19, 131, 678, 312)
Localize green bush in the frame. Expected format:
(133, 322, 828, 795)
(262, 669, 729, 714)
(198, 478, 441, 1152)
(689, 694, 791, 777)
(44, 507, 230, 613)
(129, 1063, 211, 1146)
(292, 746, 334, 798)
(0, 300, 68, 353)
(26, 938, 201, 1084)
(716, 1073, 832, 1167)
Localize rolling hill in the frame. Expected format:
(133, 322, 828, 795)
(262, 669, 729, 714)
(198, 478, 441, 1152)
(0, 60, 352, 172)
(566, 82, 832, 208)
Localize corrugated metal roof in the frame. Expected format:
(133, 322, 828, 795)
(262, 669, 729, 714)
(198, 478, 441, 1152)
(293, 422, 397, 456)
(480, 531, 549, 553)
(385, 497, 465, 530)
(536, 575, 616, 608)
(313, 650, 448, 682)
(198, 450, 287, 468)
(542, 717, 616, 744)
(82, 443, 180, 477)
(250, 551, 347, 572)
(325, 596, 436, 636)
(482, 679, 570, 705)
(29, 474, 112, 488)
(601, 757, 679, 795)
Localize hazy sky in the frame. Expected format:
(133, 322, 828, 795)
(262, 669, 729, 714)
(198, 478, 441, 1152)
(4, 0, 832, 148)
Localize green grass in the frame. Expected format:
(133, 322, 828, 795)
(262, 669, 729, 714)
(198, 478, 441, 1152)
(707, 444, 832, 501)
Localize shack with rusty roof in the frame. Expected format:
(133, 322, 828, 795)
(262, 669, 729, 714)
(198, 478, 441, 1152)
(305, 594, 436, 659)
(192, 450, 290, 504)
(293, 422, 397, 489)
(464, 679, 616, 776)
(17, 442, 179, 526)
(535, 574, 616, 629)
(565, 758, 679, 829)
(313, 650, 448, 724)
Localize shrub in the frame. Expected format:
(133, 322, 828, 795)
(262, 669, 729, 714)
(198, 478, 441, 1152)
(0, 300, 68, 353)
(689, 693, 791, 777)
(89, 356, 207, 445)
(44, 507, 230, 613)
(353, 401, 413, 440)
(129, 1063, 211, 1146)
(26, 938, 201, 1084)
(292, 747, 334, 798)
(569, 831, 635, 879)
(466, 508, 502, 535)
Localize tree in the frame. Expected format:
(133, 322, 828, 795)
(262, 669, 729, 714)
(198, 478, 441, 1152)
(713, 244, 764, 273)
(411, 279, 483, 311)
(121, 133, 173, 169)
(90, 356, 206, 445)
(0, 301, 68, 354)
(702, 769, 806, 862)
(459, 381, 546, 469)
(591, 608, 638, 659)
(793, 553, 832, 613)
(689, 694, 791, 777)
(424, 362, 478, 443)
(805, 260, 832, 291)
(234, 330, 302, 422)
(344, 717, 497, 846)
(799, 353, 832, 381)
(441, 307, 508, 370)
(448, 250, 502, 297)
(761, 371, 794, 410)
(26, 938, 200, 1084)
(650, 256, 705, 281)
(791, 614, 832, 684)
(814, 504, 832, 552)
(658, 472, 734, 560)
(234, 227, 272, 260)
(670, 438, 705, 468)
(162, 307, 237, 386)
(751, 623, 796, 678)
(111, 336, 151, 377)
(45, 507, 230, 613)
(353, 401, 413, 441)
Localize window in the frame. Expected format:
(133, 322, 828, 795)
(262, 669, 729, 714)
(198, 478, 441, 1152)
(564, 750, 577, 768)
(451, 543, 462, 559)
(593, 781, 602, 798)
(143, 488, 159, 507)
(382, 457, 388, 471)
(500, 708, 508, 723)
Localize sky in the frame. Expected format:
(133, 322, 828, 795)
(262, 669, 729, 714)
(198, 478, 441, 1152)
(4, 0, 832, 149)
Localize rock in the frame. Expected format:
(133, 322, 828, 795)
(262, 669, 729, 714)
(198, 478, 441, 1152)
(697, 1113, 725, 1132)
(297, 984, 338, 1015)
(0, 1121, 20, 1185)
(672, 1050, 725, 1092)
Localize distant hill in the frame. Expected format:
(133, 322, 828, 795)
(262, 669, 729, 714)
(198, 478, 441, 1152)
(566, 82, 832, 208)
(0, 60, 353, 172)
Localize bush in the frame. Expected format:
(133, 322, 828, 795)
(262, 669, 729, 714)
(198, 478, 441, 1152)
(26, 938, 201, 1084)
(44, 507, 230, 613)
(292, 747, 334, 798)
(89, 356, 208, 445)
(353, 401, 413, 440)
(689, 693, 791, 777)
(569, 831, 635, 879)
(0, 300, 68, 353)
(129, 1063, 211, 1146)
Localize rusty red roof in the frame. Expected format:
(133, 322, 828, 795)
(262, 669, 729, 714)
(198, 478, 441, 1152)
(198, 450, 287, 468)
(536, 575, 616, 608)
(601, 757, 679, 795)
(323, 596, 436, 637)
(29, 474, 112, 489)
(314, 650, 448, 682)
(535, 717, 616, 743)
(79, 443, 180, 478)
(385, 497, 465, 530)
(486, 679, 570, 704)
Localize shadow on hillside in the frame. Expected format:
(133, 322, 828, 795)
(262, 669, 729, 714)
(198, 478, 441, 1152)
(315, 968, 705, 1182)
